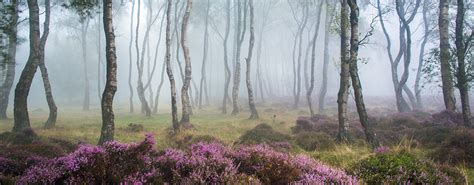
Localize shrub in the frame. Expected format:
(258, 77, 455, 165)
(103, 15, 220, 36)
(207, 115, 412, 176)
(126, 123, 144, 132)
(432, 129, 474, 167)
(238, 123, 291, 145)
(294, 132, 336, 151)
(349, 151, 463, 184)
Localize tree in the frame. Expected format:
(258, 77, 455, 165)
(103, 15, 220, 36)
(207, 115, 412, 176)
(13, 0, 41, 132)
(245, 0, 259, 120)
(98, 0, 118, 145)
(199, 0, 210, 109)
(165, 0, 179, 132)
(221, 0, 231, 114)
(347, 0, 379, 148)
(318, 0, 333, 113)
(180, 0, 193, 126)
(38, 0, 57, 129)
(231, 0, 248, 115)
(307, 0, 324, 116)
(0, 0, 19, 119)
(128, 0, 136, 113)
(439, 0, 456, 111)
(337, 0, 351, 142)
(455, 0, 471, 126)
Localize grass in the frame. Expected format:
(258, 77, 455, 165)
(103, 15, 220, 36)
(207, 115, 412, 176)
(1, 104, 473, 183)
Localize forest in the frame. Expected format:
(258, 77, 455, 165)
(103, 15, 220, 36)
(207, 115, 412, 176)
(0, 0, 473, 184)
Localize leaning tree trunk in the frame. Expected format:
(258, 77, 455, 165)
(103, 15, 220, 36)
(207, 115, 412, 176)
(319, 0, 332, 113)
(336, 0, 351, 143)
(439, 0, 456, 111)
(98, 0, 118, 145)
(134, 0, 151, 117)
(165, 0, 179, 131)
(245, 0, 258, 120)
(180, 0, 193, 126)
(294, 5, 308, 109)
(348, 0, 379, 148)
(81, 20, 90, 111)
(231, 0, 248, 115)
(0, 0, 18, 119)
(128, 0, 136, 113)
(221, 0, 231, 114)
(455, 0, 471, 126)
(38, 0, 57, 129)
(307, 1, 323, 116)
(13, 0, 41, 133)
(414, 0, 430, 110)
(152, 6, 167, 115)
(199, 0, 210, 110)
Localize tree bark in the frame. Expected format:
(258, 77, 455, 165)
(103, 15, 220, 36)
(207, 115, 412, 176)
(0, 0, 18, 119)
(414, 0, 430, 110)
(348, 0, 379, 148)
(245, 0, 258, 120)
(128, 0, 136, 113)
(13, 0, 41, 132)
(199, 0, 210, 110)
(455, 0, 471, 126)
(439, 0, 456, 111)
(337, 0, 351, 143)
(318, 0, 332, 113)
(231, 0, 248, 115)
(98, 0, 118, 145)
(180, 0, 193, 126)
(38, 0, 57, 129)
(307, 1, 323, 116)
(134, 0, 151, 117)
(221, 0, 231, 114)
(165, 0, 179, 132)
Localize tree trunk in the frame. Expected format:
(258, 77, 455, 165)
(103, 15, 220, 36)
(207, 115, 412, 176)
(39, 0, 57, 129)
(180, 0, 193, 126)
(165, 0, 179, 132)
(81, 20, 90, 111)
(414, 0, 430, 110)
(152, 6, 167, 115)
(231, 0, 248, 115)
(98, 0, 118, 145)
(199, 0, 210, 110)
(245, 0, 258, 120)
(0, 0, 18, 119)
(293, 4, 309, 109)
(307, 1, 323, 116)
(97, 11, 102, 101)
(222, 0, 231, 114)
(348, 0, 379, 148)
(13, 0, 41, 133)
(439, 0, 456, 111)
(337, 0, 351, 143)
(318, 0, 332, 113)
(128, 0, 136, 113)
(455, 0, 471, 126)
(135, 0, 151, 117)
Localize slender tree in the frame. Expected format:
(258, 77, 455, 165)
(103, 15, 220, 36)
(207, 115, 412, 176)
(231, 0, 248, 115)
(81, 19, 91, 111)
(307, 0, 324, 116)
(165, 0, 179, 131)
(128, 0, 136, 113)
(414, 0, 431, 109)
(455, 0, 471, 126)
(318, 0, 333, 113)
(38, 0, 57, 129)
(199, 0, 210, 109)
(0, 0, 19, 119)
(439, 0, 456, 111)
(221, 0, 231, 114)
(337, 0, 351, 142)
(98, 0, 118, 145)
(245, 0, 259, 120)
(13, 0, 41, 132)
(348, 0, 379, 148)
(180, 0, 193, 126)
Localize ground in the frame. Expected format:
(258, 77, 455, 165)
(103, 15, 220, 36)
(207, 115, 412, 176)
(1, 104, 473, 183)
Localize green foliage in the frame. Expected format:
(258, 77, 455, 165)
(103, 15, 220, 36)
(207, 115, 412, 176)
(294, 131, 335, 151)
(238, 123, 292, 145)
(350, 151, 465, 184)
(62, 0, 100, 22)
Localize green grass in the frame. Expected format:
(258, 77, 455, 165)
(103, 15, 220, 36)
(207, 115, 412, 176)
(1, 105, 473, 183)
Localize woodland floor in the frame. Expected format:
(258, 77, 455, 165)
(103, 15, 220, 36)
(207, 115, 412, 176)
(1, 103, 473, 183)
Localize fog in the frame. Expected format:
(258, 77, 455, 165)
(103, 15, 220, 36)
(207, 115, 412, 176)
(4, 0, 473, 112)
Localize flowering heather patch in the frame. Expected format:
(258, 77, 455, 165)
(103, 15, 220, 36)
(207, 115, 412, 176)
(374, 146, 391, 154)
(17, 134, 358, 184)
